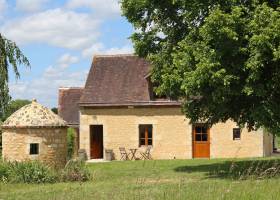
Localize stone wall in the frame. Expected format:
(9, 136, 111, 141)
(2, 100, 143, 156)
(263, 129, 273, 156)
(80, 107, 272, 160)
(2, 128, 67, 168)
(211, 121, 264, 158)
(80, 107, 191, 160)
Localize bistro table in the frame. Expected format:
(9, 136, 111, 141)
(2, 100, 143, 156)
(129, 148, 138, 160)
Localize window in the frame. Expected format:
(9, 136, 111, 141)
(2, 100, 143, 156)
(139, 125, 153, 146)
(233, 128, 241, 140)
(194, 125, 208, 142)
(30, 143, 39, 155)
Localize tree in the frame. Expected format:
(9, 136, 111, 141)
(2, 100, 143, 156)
(51, 107, 58, 114)
(121, 1, 280, 134)
(0, 34, 30, 119)
(1, 99, 31, 121)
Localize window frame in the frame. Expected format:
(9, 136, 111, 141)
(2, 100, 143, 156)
(233, 128, 241, 140)
(30, 143, 39, 155)
(139, 124, 153, 147)
(193, 124, 209, 142)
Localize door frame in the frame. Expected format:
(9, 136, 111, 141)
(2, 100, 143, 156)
(192, 123, 210, 158)
(90, 125, 104, 159)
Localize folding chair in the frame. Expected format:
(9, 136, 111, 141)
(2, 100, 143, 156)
(119, 147, 130, 160)
(140, 146, 152, 160)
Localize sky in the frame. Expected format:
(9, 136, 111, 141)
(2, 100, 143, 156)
(0, 0, 134, 108)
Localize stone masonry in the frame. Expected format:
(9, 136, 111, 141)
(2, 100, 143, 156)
(2, 100, 68, 168)
(80, 107, 273, 160)
(2, 128, 67, 168)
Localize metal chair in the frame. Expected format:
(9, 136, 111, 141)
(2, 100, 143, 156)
(119, 147, 130, 160)
(140, 146, 152, 160)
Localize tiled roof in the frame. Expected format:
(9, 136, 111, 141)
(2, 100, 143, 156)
(2, 99, 67, 128)
(79, 55, 152, 104)
(58, 87, 83, 125)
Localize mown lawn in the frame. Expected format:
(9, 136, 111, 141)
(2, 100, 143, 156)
(1, 158, 280, 200)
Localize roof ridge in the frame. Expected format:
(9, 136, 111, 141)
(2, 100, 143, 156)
(93, 54, 136, 58)
(59, 87, 83, 90)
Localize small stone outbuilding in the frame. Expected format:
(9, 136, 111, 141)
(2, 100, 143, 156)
(2, 100, 68, 168)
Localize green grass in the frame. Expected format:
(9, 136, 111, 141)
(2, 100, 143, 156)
(1, 158, 280, 200)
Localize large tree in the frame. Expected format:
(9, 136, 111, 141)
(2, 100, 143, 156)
(121, 1, 280, 134)
(1, 99, 31, 121)
(0, 34, 30, 118)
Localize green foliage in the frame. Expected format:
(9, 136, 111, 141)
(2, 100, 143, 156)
(0, 120, 2, 153)
(121, 1, 280, 134)
(60, 160, 91, 182)
(0, 34, 30, 119)
(67, 128, 75, 159)
(1, 99, 31, 121)
(0, 160, 92, 184)
(0, 160, 8, 182)
(51, 107, 58, 114)
(0, 161, 57, 184)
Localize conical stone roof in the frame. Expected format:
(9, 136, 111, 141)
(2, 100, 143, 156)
(2, 99, 67, 128)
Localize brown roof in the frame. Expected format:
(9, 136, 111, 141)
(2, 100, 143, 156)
(80, 54, 180, 107)
(80, 55, 151, 104)
(58, 87, 83, 125)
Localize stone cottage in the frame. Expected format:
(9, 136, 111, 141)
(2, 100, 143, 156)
(58, 54, 273, 160)
(2, 100, 68, 168)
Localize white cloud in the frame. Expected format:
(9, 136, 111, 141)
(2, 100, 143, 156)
(0, 0, 7, 18)
(9, 54, 87, 108)
(57, 54, 79, 69)
(0, 0, 6, 11)
(66, 0, 120, 18)
(1, 8, 100, 50)
(9, 42, 133, 107)
(16, 0, 49, 13)
(82, 43, 133, 58)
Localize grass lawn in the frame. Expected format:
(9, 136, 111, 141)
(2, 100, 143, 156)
(1, 158, 280, 200)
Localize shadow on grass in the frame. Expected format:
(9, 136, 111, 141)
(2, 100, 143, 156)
(174, 158, 280, 180)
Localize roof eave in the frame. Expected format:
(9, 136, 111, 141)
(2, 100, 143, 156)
(79, 101, 182, 108)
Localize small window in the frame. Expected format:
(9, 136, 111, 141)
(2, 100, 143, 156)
(233, 128, 241, 140)
(139, 125, 153, 146)
(194, 125, 209, 142)
(30, 143, 39, 155)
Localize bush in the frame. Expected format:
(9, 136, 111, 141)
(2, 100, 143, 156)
(67, 128, 75, 159)
(0, 160, 92, 184)
(4, 161, 57, 183)
(60, 160, 91, 182)
(0, 161, 9, 182)
(0, 120, 3, 154)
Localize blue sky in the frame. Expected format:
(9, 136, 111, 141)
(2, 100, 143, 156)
(0, 0, 134, 108)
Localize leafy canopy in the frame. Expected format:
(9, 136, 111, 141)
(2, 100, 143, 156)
(1, 99, 31, 121)
(0, 34, 30, 118)
(121, 0, 280, 134)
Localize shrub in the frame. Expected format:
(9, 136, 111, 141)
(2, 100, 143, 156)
(0, 161, 9, 182)
(0, 160, 92, 184)
(2, 161, 57, 184)
(67, 128, 75, 159)
(60, 160, 91, 182)
(0, 120, 3, 154)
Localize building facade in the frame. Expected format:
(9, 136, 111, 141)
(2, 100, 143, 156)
(59, 55, 273, 160)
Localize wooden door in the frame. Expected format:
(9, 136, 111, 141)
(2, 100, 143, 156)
(193, 124, 210, 158)
(90, 125, 103, 159)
